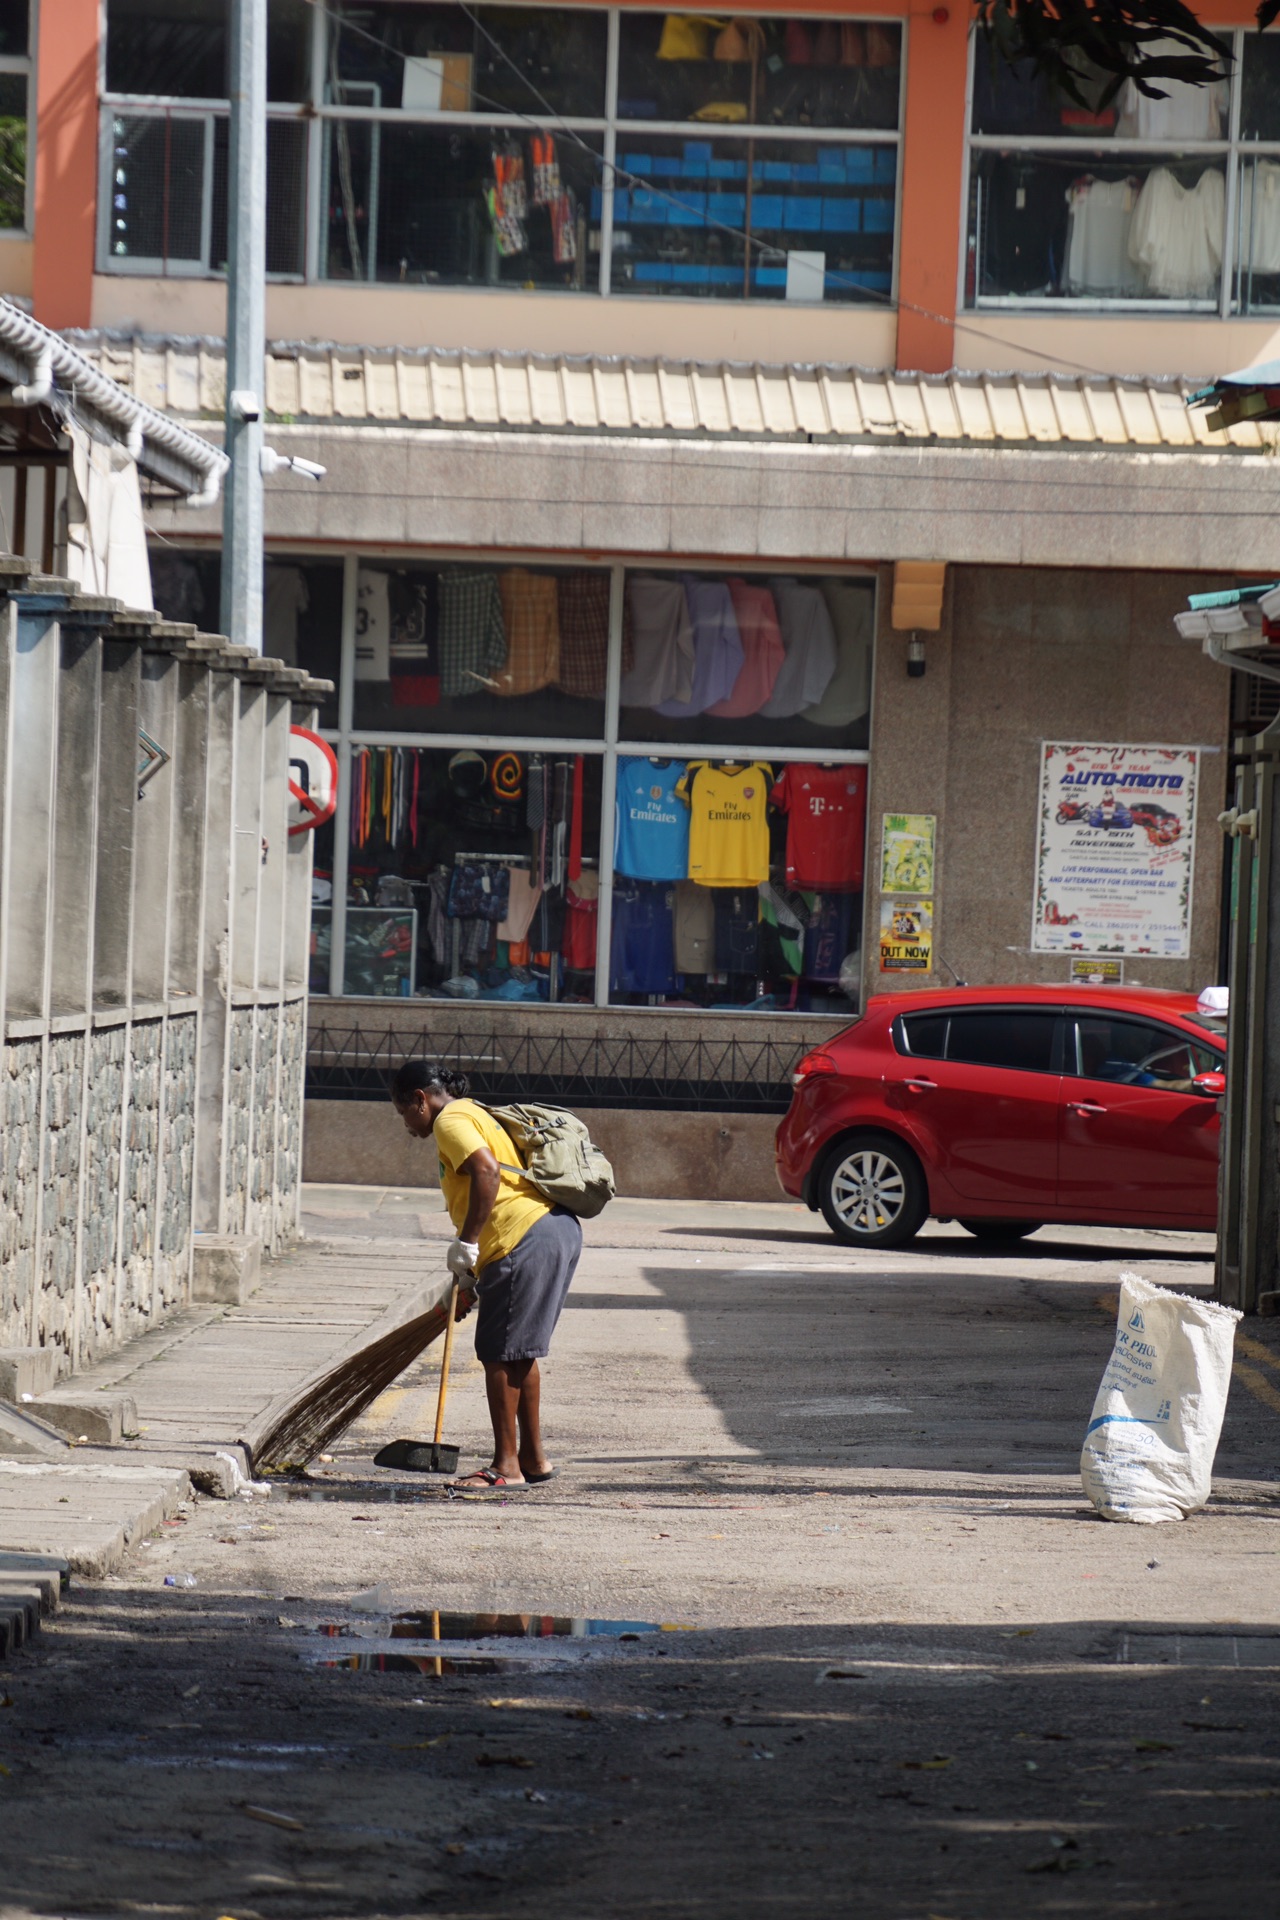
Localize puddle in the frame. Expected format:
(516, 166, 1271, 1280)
(321, 1653, 508, 1676)
(284, 1483, 429, 1504)
(312, 1609, 686, 1677)
(392, 1610, 665, 1641)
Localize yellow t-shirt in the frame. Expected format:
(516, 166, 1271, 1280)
(433, 1098, 550, 1272)
(677, 761, 773, 886)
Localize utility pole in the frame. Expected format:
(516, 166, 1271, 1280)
(220, 0, 267, 653)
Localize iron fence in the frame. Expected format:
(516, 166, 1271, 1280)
(306, 1017, 808, 1113)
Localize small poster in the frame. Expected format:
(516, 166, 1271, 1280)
(1033, 743, 1198, 958)
(879, 898, 933, 972)
(1068, 956, 1125, 986)
(880, 813, 936, 895)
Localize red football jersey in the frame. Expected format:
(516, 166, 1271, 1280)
(769, 764, 867, 891)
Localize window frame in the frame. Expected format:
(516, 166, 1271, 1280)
(1066, 1010, 1221, 1083)
(0, 0, 35, 239)
(959, 23, 1280, 319)
(895, 1005, 1065, 1074)
(97, 2, 907, 307)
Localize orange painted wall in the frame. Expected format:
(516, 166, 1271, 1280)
(32, 0, 99, 330)
(897, 1, 968, 372)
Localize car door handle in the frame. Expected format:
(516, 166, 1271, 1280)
(1067, 1100, 1107, 1116)
(902, 1077, 936, 1091)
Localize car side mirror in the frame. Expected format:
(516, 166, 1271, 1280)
(1191, 1069, 1226, 1098)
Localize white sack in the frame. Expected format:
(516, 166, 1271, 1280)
(1080, 1271, 1241, 1524)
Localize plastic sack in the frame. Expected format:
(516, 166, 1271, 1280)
(1080, 1272, 1241, 1524)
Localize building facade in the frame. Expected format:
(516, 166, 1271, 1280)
(4, 1, 1279, 1189)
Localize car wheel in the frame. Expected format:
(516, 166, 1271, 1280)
(818, 1133, 928, 1249)
(956, 1220, 1042, 1243)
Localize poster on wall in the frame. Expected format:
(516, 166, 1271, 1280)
(1032, 743, 1199, 957)
(879, 898, 933, 972)
(880, 812, 936, 895)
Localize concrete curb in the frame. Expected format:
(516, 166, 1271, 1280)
(0, 1461, 189, 1579)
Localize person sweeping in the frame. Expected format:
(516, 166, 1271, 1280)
(390, 1060, 589, 1490)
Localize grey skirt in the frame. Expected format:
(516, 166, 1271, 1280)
(473, 1207, 582, 1365)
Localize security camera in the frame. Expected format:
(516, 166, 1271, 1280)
(287, 455, 327, 481)
(260, 447, 327, 481)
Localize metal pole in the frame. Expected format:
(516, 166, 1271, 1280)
(220, 0, 267, 653)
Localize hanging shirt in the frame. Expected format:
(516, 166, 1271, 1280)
(562, 869, 599, 970)
(1064, 177, 1142, 296)
(712, 888, 760, 973)
(802, 891, 856, 982)
(653, 577, 744, 718)
(263, 565, 309, 666)
(556, 571, 632, 699)
(1241, 159, 1280, 274)
(620, 575, 695, 708)
(800, 580, 872, 729)
(614, 757, 690, 880)
(1116, 43, 1228, 140)
(389, 574, 438, 707)
(355, 568, 391, 680)
(677, 761, 773, 887)
(760, 580, 838, 718)
(1128, 166, 1224, 299)
(610, 881, 678, 995)
(497, 867, 542, 943)
(497, 568, 560, 696)
(673, 880, 714, 973)
(438, 567, 507, 698)
(769, 764, 868, 891)
(707, 578, 785, 720)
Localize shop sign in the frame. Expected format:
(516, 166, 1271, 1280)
(879, 897, 933, 972)
(1033, 743, 1198, 958)
(1068, 956, 1125, 986)
(880, 812, 936, 894)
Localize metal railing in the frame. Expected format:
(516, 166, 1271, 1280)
(306, 1016, 807, 1113)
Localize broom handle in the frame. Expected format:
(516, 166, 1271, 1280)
(433, 1280, 461, 1446)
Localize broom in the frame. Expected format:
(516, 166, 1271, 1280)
(240, 1273, 455, 1474)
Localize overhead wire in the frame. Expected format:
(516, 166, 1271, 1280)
(305, 0, 1123, 381)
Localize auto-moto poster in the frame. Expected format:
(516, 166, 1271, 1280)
(879, 898, 933, 971)
(1033, 743, 1199, 957)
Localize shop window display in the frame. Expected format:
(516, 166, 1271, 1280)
(332, 744, 602, 1003)
(616, 13, 900, 131)
(609, 754, 867, 1013)
(351, 561, 609, 737)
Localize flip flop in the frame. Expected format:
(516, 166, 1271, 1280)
(521, 1467, 557, 1485)
(449, 1467, 528, 1491)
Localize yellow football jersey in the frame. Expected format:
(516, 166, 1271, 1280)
(677, 761, 773, 886)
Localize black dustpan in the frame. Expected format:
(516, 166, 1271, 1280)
(374, 1437, 460, 1474)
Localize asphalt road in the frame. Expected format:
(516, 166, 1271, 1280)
(2, 1197, 1278, 1919)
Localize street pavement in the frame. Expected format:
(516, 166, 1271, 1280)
(1, 1191, 1279, 1917)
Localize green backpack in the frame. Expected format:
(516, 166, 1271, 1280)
(481, 1102, 616, 1219)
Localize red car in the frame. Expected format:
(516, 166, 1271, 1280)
(776, 985, 1226, 1248)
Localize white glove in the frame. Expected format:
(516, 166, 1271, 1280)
(446, 1238, 480, 1277)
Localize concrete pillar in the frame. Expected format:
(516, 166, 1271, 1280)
(93, 644, 141, 1011)
(49, 627, 99, 1017)
(193, 673, 237, 1235)
(132, 653, 179, 1006)
(4, 605, 59, 1020)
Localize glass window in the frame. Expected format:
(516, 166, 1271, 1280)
(105, 0, 310, 103)
(1241, 34, 1280, 141)
(0, 0, 26, 58)
(350, 562, 607, 737)
(323, 122, 601, 289)
(326, 4, 608, 119)
(1071, 1016, 1216, 1088)
(0, 69, 26, 229)
(106, 111, 307, 275)
(945, 1011, 1059, 1073)
(900, 1011, 948, 1058)
(617, 13, 900, 130)
(618, 572, 872, 750)
(610, 133, 894, 304)
(340, 744, 602, 1002)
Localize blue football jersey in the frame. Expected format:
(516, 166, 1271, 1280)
(614, 757, 690, 880)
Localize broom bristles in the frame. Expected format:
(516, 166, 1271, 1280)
(242, 1276, 454, 1473)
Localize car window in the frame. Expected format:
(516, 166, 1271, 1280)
(944, 1011, 1060, 1073)
(900, 1012, 948, 1058)
(1071, 1015, 1218, 1091)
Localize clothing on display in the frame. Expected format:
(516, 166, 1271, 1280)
(706, 578, 786, 720)
(760, 581, 838, 718)
(350, 746, 420, 851)
(620, 574, 695, 707)
(801, 581, 873, 728)
(447, 862, 511, 923)
(673, 880, 714, 973)
(355, 568, 391, 680)
(149, 552, 205, 625)
(802, 890, 856, 982)
(979, 158, 1067, 295)
(497, 568, 561, 696)
(556, 570, 631, 698)
(1116, 43, 1228, 141)
(438, 566, 508, 698)
(264, 564, 309, 667)
(562, 869, 599, 970)
(1128, 166, 1224, 300)
(1064, 176, 1143, 296)
(770, 764, 868, 891)
(712, 888, 760, 973)
(388, 574, 438, 706)
(614, 756, 690, 880)
(678, 760, 773, 887)
(610, 880, 678, 995)
(497, 866, 543, 943)
(758, 882, 805, 977)
(653, 577, 745, 719)
(1240, 159, 1280, 275)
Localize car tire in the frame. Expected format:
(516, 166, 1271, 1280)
(818, 1133, 928, 1249)
(957, 1219, 1042, 1243)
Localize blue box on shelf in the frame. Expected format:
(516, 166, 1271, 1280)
(709, 158, 744, 179)
(591, 187, 603, 220)
(708, 264, 740, 284)
(667, 190, 707, 226)
(818, 152, 845, 183)
(621, 153, 652, 175)
(614, 189, 630, 222)
(793, 163, 819, 183)
(651, 157, 684, 177)
(750, 193, 785, 227)
(683, 140, 713, 160)
(784, 196, 823, 230)
(843, 149, 874, 182)
(635, 261, 674, 282)
(630, 188, 667, 224)
(763, 160, 791, 182)
(672, 263, 711, 284)
(862, 196, 893, 233)
(822, 198, 860, 233)
(838, 267, 891, 293)
(873, 147, 897, 183)
(708, 192, 746, 225)
(754, 265, 787, 288)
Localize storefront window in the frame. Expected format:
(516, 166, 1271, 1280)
(105, 0, 310, 103)
(962, 29, 1280, 315)
(326, 3, 609, 119)
(617, 12, 900, 130)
